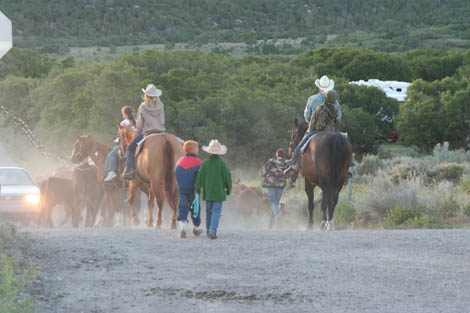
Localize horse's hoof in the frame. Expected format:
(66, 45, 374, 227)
(326, 219, 334, 232)
(320, 220, 327, 231)
(306, 223, 314, 231)
(94, 216, 104, 228)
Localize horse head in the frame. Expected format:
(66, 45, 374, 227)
(71, 134, 92, 164)
(288, 118, 308, 156)
(116, 124, 138, 157)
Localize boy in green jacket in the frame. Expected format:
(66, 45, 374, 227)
(194, 139, 232, 240)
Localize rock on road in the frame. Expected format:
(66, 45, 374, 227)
(28, 228, 470, 313)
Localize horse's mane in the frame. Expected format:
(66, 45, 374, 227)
(297, 121, 308, 137)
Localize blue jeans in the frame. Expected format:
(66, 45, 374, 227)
(104, 145, 120, 174)
(125, 133, 143, 172)
(294, 130, 319, 154)
(206, 201, 222, 234)
(177, 193, 201, 227)
(268, 188, 283, 215)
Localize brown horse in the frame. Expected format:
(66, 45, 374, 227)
(117, 125, 183, 229)
(70, 135, 125, 227)
(288, 119, 352, 231)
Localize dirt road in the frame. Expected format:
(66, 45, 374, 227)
(24, 227, 470, 313)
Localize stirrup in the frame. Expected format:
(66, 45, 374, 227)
(122, 170, 136, 180)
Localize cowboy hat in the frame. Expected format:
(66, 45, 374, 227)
(315, 75, 335, 92)
(142, 84, 162, 97)
(202, 139, 227, 155)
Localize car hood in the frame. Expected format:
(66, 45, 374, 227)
(0, 185, 40, 196)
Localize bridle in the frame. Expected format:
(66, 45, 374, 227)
(288, 126, 302, 156)
(71, 140, 88, 164)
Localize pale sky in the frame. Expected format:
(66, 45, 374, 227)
(0, 10, 12, 59)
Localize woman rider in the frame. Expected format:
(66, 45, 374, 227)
(122, 84, 166, 180)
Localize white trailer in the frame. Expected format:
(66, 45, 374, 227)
(349, 79, 411, 102)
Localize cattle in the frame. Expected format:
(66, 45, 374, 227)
(37, 163, 103, 228)
(38, 177, 80, 227)
(229, 183, 272, 217)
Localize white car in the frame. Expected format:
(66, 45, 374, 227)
(0, 167, 40, 224)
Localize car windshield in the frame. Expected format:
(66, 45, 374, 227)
(0, 169, 34, 186)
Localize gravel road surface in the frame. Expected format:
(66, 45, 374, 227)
(25, 227, 470, 313)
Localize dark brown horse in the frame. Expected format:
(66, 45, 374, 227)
(70, 135, 125, 227)
(117, 125, 183, 228)
(288, 119, 352, 230)
(71, 162, 103, 227)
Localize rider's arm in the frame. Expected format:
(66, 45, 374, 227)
(304, 96, 313, 122)
(335, 100, 342, 121)
(304, 94, 323, 123)
(136, 104, 144, 133)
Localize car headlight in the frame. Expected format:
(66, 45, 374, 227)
(25, 194, 40, 205)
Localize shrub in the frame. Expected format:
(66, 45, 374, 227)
(334, 201, 356, 226)
(385, 205, 422, 226)
(358, 175, 424, 218)
(464, 206, 470, 217)
(384, 205, 441, 229)
(462, 180, 470, 194)
(438, 198, 460, 219)
(355, 154, 384, 177)
(428, 142, 470, 164)
(429, 162, 464, 183)
(387, 159, 432, 184)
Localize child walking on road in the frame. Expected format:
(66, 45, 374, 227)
(194, 139, 232, 240)
(175, 140, 203, 238)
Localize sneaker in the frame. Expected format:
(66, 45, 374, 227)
(207, 231, 217, 240)
(193, 227, 202, 237)
(104, 171, 117, 182)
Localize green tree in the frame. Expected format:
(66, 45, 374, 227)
(340, 106, 377, 154)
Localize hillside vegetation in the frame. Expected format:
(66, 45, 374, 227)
(3, 0, 470, 52)
(0, 46, 469, 166)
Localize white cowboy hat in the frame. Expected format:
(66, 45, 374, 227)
(315, 75, 335, 92)
(142, 84, 162, 97)
(202, 139, 227, 155)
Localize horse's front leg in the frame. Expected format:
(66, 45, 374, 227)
(94, 194, 108, 227)
(305, 179, 315, 230)
(128, 181, 140, 226)
(326, 190, 340, 231)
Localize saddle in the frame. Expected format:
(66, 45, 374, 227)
(135, 132, 166, 156)
(301, 132, 348, 154)
(135, 132, 184, 156)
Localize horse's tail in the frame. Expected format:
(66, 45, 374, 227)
(162, 137, 177, 209)
(331, 134, 352, 190)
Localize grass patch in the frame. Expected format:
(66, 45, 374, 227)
(0, 224, 38, 313)
(379, 142, 419, 157)
(0, 254, 35, 313)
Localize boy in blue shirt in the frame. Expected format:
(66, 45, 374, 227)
(175, 140, 202, 238)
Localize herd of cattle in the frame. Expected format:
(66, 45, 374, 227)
(36, 162, 275, 228)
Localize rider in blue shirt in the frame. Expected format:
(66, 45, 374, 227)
(286, 75, 341, 166)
